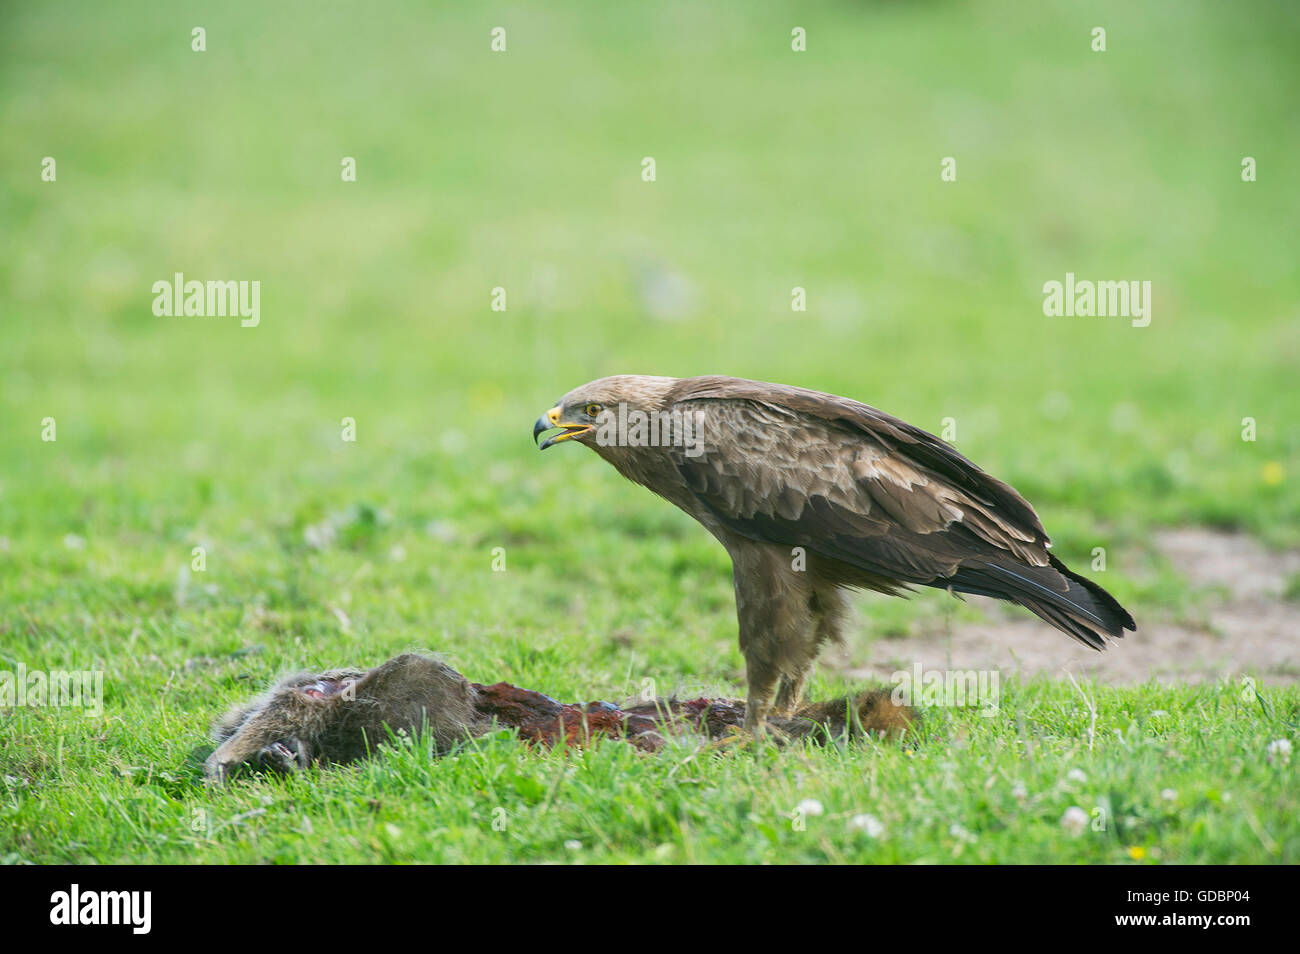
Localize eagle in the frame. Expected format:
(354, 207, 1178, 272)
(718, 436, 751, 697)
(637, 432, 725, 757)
(533, 375, 1134, 733)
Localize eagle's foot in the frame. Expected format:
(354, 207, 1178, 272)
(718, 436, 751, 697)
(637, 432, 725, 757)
(742, 704, 770, 738)
(740, 704, 792, 746)
(705, 726, 751, 753)
(772, 680, 807, 718)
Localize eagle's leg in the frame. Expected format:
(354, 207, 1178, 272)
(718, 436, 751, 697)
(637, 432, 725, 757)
(773, 585, 847, 715)
(732, 546, 815, 735)
(773, 671, 808, 717)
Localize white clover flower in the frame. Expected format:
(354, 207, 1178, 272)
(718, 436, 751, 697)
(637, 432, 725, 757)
(1061, 806, 1089, 836)
(563, 839, 582, 851)
(1011, 782, 1028, 802)
(1160, 788, 1178, 802)
(795, 798, 824, 817)
(848, 814, 884, 837)
(303, 521, 336, 550)
(1266, 738, 1292, 766)
(1067, 768, 1088, 783)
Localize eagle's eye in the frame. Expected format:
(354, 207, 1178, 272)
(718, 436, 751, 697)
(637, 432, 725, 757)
(585, 403, 603, 417)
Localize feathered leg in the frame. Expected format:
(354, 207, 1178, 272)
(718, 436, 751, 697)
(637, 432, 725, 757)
(731, 545, 815, 733)
(773, 584, 847, 715)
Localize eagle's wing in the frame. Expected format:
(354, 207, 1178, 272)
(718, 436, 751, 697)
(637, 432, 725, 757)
(665, 378, 1133, 648)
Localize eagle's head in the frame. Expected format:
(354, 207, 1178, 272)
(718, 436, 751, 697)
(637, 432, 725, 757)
(533, 375, 678, 451)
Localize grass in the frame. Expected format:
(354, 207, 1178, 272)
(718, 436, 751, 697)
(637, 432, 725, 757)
(1, 0, 1298, 863)
(5, 674, 1296, 864)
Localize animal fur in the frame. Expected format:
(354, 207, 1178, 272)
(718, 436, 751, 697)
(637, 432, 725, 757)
(204, 653, 917, 782)
(205, 654, 484, 782)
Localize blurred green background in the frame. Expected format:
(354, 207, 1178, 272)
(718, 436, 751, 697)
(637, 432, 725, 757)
(2, 0, 1298, 689)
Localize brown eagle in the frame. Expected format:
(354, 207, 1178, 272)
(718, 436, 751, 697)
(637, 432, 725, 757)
(534, 375, 1134, 733)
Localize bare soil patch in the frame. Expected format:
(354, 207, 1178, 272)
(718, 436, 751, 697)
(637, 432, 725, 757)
(839, 528, 1300, 686)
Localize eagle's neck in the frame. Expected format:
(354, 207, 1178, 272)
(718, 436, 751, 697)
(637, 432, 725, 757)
(589, 442, 705, 519)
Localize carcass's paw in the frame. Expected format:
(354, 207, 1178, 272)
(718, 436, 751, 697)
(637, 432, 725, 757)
(255, 739, 308, 774)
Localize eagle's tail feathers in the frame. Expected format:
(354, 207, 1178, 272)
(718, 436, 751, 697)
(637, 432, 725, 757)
(942, 556, 1134, 650)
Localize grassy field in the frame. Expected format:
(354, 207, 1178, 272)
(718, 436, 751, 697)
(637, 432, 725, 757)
(1, 0, 1297, 864)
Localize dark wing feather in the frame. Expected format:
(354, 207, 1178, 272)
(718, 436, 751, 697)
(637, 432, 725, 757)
(670, 376, 1047, 543)
(665, 379, 1134, 648)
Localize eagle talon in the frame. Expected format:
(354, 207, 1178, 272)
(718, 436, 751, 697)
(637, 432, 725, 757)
(705, 726, 753, 753)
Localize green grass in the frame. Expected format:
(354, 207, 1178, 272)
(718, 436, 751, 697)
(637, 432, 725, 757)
(5, 674, 1296, 863)
(1, 0, 1298, 863)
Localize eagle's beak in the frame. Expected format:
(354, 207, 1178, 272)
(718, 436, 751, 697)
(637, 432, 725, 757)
(534, 406, 592, 450)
